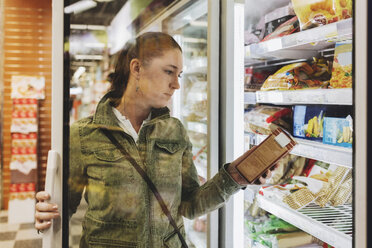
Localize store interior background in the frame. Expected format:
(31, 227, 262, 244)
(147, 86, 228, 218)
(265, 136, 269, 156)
(1, 0, 368, 248)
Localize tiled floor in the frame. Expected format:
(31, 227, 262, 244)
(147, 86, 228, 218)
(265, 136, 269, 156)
(0, 210, 41, 248)
(0, 199, 86, 248)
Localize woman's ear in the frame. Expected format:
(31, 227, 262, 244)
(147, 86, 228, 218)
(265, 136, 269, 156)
(129, 58, 141, 79)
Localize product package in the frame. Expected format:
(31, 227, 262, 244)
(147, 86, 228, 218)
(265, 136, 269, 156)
(260, 59, 331, 91)
(8, 183, 36, 223)
(244, 66, 277, 92)
(245, 214, 318, 248)
(262, 16, 300, 42)
(291, 0, 353, 30)
(264, 3, 296, 37)
(322, 116, 353, 148)
(10, 133, 38, 184)
(293, 105, 326, 141)
(330, 41, 352, 88)
(244, 106, 292, 135)
(236, 128, 297, 184)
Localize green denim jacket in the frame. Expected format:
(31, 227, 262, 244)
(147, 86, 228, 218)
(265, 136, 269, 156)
(69, 93, 243, 248)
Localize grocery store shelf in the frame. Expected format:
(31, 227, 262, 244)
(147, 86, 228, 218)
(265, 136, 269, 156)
(246, 133, 352, 167)
(256, 88, 352, 105)
(292, 138, 352, 168)
(188, 122, 207, 134)
(244, 92, 257, 105)
(245, 19, 352, 63)
(184, 218, 207, 248)
(257, 195, 352, 248)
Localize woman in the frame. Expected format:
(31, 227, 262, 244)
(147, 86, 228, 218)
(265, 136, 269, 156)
(35, 32, 271, 248)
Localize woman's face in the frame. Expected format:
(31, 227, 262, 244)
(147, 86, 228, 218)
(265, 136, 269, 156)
(138, 48, 183, 108)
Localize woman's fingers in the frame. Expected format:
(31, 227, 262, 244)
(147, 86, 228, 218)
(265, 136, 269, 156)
(35, 191, 50, 202)
(258, 176, 266, 184)
(36, 202, 58, 212)
(35, 219, 52, 231)
(35, 211, 60, 221)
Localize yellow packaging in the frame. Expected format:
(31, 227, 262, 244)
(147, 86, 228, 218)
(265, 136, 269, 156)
(291, 0, 353, 30)
(260, 61, 330, 91)
(330, 41, 352, 88)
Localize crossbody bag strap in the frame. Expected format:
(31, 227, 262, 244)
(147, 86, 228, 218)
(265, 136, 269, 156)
(101, 128, 188, 248)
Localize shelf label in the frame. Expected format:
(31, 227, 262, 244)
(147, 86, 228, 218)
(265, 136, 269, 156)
(269, 91, 283, 103)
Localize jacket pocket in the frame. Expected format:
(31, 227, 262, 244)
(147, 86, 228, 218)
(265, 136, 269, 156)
(155, 141, 183, 154)
(88, 237, 137, 248)
(153, 141, 184, 180)
(163, 224, 186, 248)
(94, 148, 124, 162)
(85, 215, 138, 248)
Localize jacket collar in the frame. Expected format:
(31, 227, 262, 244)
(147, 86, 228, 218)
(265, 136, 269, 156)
(93, 92, 170, 129)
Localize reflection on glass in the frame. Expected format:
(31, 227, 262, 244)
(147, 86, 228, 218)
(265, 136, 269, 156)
(163, 0, 209, 246)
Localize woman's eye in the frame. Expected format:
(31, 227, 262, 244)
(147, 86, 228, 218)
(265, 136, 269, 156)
(178, 74, 182, 79)
(165, 70, 173, 75)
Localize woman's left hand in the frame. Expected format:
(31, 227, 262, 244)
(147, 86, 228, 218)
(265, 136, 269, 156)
(227, 163, 277, 186)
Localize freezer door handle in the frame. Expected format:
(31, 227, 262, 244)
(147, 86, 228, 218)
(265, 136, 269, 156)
(42, 150, 62, 248)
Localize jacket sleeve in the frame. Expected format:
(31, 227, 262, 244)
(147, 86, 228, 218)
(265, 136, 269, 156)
(178, 129, 244, 219)
(68, 122, 87, 219)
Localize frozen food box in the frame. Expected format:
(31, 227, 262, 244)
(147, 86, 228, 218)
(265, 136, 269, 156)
(323, 116, 352, 148)
(330, 41, 352, 88)
(236, 127, 297, 184)
(293, 105, 326, 141)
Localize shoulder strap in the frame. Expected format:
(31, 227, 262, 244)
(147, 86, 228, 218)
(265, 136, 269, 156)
(101, 128, 188, 248)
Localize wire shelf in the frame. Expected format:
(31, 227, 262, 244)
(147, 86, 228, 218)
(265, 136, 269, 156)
(257, 195, 352, 248)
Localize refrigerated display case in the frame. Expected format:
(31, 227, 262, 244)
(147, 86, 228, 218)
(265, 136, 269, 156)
(221, 0, 367, 247)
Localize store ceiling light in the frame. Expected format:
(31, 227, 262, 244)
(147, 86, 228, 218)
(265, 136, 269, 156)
(74, 54, 104, 60)
(70, 24, 107, 30)
(64, 0, 97, 14)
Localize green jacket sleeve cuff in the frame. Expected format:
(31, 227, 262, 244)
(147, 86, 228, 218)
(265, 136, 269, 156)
(212, 163, 245, 198)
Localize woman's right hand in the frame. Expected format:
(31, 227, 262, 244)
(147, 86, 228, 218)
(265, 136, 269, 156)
(35, 191, 60, 231)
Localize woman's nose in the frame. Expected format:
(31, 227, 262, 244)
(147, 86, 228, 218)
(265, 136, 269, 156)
(171, 77, 180, 90)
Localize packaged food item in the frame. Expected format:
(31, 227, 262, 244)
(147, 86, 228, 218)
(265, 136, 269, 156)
(245, 106, 292, 135)
(264, 4, 296, 37)
(262, 16, 300, 42)
(259, 231, 314, 248)
(245, 67, 277, 92)
(236, 127, 297, 184)
(245, 16, 266, 45)
(330, 41, 352, 88)
(293, 105, 327, 141)
(329, 170, 352, 206)
(322, 115, 353, 148)
(314, 166, 350, 207)
(260, 59, 331, 91)
(301, 160, 339, 181)
(291, 0, 353, 30)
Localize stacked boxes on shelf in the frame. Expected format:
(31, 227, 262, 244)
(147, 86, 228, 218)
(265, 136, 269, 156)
(8, 75, 45, 223)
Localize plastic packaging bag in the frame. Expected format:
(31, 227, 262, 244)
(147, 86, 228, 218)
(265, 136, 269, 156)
(291, 0, 353, 30)
(260, 59, 331, 91)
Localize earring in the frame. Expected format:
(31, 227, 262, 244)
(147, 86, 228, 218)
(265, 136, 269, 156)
(136, 77, 140, 92)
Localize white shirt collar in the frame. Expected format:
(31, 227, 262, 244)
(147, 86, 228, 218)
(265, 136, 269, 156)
(112, 107, 151, 143)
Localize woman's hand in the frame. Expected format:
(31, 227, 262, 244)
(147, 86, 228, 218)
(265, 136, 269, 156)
(35, 191, 60, 231)
(227, 161, 276, 185)
(227, 145, 278, 186)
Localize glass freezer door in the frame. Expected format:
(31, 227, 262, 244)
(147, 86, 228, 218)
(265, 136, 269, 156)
(162, 0, 218, 247)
